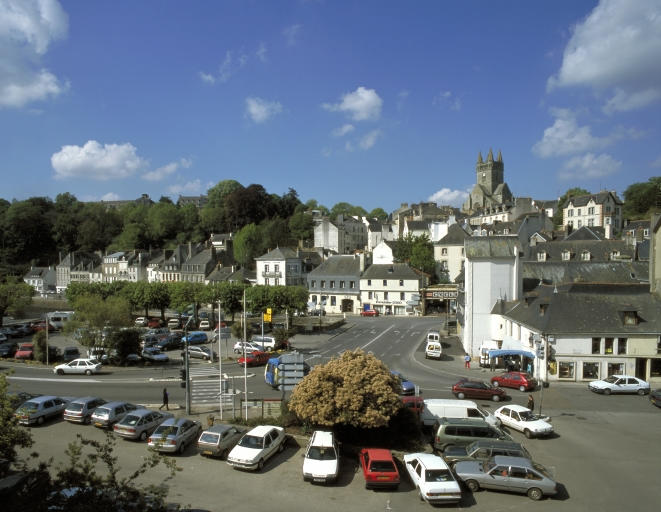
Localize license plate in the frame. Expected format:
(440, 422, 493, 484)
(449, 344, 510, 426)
(377, 476, 390, 480)
(313, 478, 325, 482)
(203, 450, 213, 455)
(95, 422, 103, 427)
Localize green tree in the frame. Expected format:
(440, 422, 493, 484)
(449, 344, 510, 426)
(106, 329, 141, 364)
(260, 217, 291, 249)
(393, 233, 414, 263)
(288, 211, 314, 243)
(0, 373, 34, 477)
(553, 187, 590, 227)
(52, 192, 83, 254)
(623, 177, 661, 219)
(76, 203, 123, 252)
(0, 277, 33, 326)
(233, 223, 263, 268)
(146, 201, 182, 244)
(410, 234, 435, 277)
(288, 349, 401, 428)
(69, 295, 132, 348)
(1, 197, 56, 265)
(330, 202, 367, 219)
(368, 207, 388, 221)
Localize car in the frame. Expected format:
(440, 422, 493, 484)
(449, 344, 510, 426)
(181, 331, 208, 345)
(91, 401, 138, 428)
(226, 425, 286, 471)
(403, 452, 461, 504)
(0, 326, 20, 338)
(157, 333, 183, 351)
(167, 318, 181, 329)
(198, 319, 211, 330)
(14, 343, 34, 360)
(233, 341, 262, 354)
(148, 417, 202, 454)
(650, 388, 661, 407)
(197, 424, 246, 458)
(360, 309, 379, 317)
(452, 379, 508, 402)
(134, 317, 148, 326)
(12, 323, 33, 337)
(184, 345, 217, 361)
(494, 405, 553, 438)
(442, 440, 532, 469)
(61, 346, 81, 362)
(14, 395, 70, 426)
(63, 396, 107, 424)
(53, 358, 103, 375)
(359, 448, 400, 490)
(491, 371, 537, 392)
(0, 341, 18, 358)
(0, 333, 7, 344)
(588, 375, 650, 395)
(31, 321, 55, 333)
(141, 347, 169, 363)
(454, 455, 558, 501)
(400, 395, 423, 418)
(425, 330, 442, 359)
(113, 408, 173, 441)
(302, 430, 340, 484)
(7, 391, 39, 410)
(147, 318, 164, 328)
(238, 350, 270, 367)
(391, 370, 415, 395)
(433, 418, 512, 452)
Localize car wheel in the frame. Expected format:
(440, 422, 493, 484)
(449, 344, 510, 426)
(492, 381, 500, 387)
(457, 392, 465, 399)
(519, 385, 526, 392)
(492, 395, 501, 402)
(37, 415, 45, 425)
(527, 487, 543, 501)
(603, 388, 611, 395)
(178, 442, 186, 455)
(257, 458, 264, 471)
(221, 449, 228, 460)
(465, 479, 480, 492)
(637, 388, 646, 395)
(85, 370, 92, 376)
(524, 429, 533, 439)
(84, 415, 91, 425)
(56, 369, 64, 375)
(278, 441, 285, 453)
(139, 431, 147, 441)
(418, 486, 425, 501)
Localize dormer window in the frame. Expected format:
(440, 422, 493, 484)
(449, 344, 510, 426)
(539, 303, 548, 316)
(562, 250, 571, 261)
(580, 250, 591, 261)
(537, 252, 547, 262)
(623, 310, 639, 325)
(610, 250, 620, 260)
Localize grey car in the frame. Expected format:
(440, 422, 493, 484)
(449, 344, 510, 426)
(14, 395, 70, 426)
(91, 401, 138, 429)
(184, 345, 218, 361)
(63, 396, 107, 424)
(443, 440, 532, 469)
(148, 417, 202, 454)
(197, 424, 246, 458)
(113, 408, 173, 441)
(455, 455, 558, 501)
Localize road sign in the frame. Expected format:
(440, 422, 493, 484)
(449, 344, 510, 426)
(263, 308, 272, 322)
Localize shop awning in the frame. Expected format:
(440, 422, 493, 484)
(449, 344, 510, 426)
(488, 349, 535, 359)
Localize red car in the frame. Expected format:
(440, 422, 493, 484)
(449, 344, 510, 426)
(452, 379, 507, 402)
(14, 343, 34, 360)
(359, 448, 400, 490)
(237, 350, 270, 367)
(147, 318, 164, 328)
(361, 309, 379, 317)
(400, 396, 423, 418)
(491, 371, 537, 392)
(31, 321, 55, 333)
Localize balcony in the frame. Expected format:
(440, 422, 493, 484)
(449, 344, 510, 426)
(262, 271, 282, 278)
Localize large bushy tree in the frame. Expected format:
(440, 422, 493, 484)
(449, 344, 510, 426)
(0, 276, 33, 327)
(623, 177, 661, 219)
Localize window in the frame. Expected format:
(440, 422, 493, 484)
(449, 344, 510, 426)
(340, 281, 345, 289)
(461, 248, 464, 256)
(577, 220, 582, 228)
(558, 361, 575, 379)
(623, 311, 638, 325)
(610, 251, 620, 260)
(568, 209, 574, 217)
(350, 281, 355, 289)
(368, 291, 372, 299)
(604, 338, 614, 354)
(367, 279, 371, 286)
(399, 280, 404, 286)
(311, 280, 316, 287)
(400, 292, 405, 300)
(320, 280, 326, 288)
(605, 217, 611, 225)
(644, 229, 649, 237)
(583, 362, 599, 379)
(607, 362, 624, 376)
(588, 218, 594, 226)
(562, 250, 571, 261)
(383, 279, 387, 286)
(605, 205, 611, 213)
(274, 264, 279, 272)
(588, 206, 594, 215)
(617, 338, 627, 355)
(651, 358, 661, 377)
(581, 251, 591, 261)
(537, 252, 546, 262)
(592, 338, 601, 354)
(330, 281, 335, 289)
(568, 220, 573, 227)
(330, 296, 336, 306)
(384, 292, 389, 300)
(441, 248, 448, 255)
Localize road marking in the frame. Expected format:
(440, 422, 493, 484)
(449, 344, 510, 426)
(8, 376, 102, 383)
(360, 324, 396, 351)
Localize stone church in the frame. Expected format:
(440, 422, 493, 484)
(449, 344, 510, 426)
(461, 149, 513, 215)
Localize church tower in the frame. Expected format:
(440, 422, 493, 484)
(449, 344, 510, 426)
(476, 148, 504, 194)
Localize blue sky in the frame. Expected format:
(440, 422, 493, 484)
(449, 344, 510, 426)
(1, 0, 660, 214)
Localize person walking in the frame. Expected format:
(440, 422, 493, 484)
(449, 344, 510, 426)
(464, 353, 471, 369)
(159, 387, 169, 411)
(526, 394, 535, 412)
(490, 357, 496, 372)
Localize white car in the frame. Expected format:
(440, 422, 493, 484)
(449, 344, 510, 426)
(403, 452, 462, 504)
(588, 375, 650, 395)
(227, 425, 286, 471)
(233, 341, 262, 354)
(53, 358, 103, 375)
(134, 317, 148, 326)
(141, 347, 169, 363)
(198, 319, 211, 330)
(494, 404, 553, 439)
(302, 430, 340, 484)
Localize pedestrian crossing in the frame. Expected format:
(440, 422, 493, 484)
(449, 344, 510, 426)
(190, 378, 234, 404)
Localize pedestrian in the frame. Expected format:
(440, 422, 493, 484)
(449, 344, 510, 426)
(159, 387, 169, 411)
(464, 353, 471, 369)
(490, 357, 496, 372)
(526, 394, 534, 412)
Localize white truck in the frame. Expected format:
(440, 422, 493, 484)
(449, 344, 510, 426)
(479, 340, 499, 368)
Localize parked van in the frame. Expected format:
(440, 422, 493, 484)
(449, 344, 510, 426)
(425, 330, 442, 359)
(250, 335, 281, 352)
(433, 417, 511, 452)
(420, 399, 500, 428)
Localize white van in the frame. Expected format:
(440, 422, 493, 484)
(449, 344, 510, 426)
(420, 398, 499, 427)
(425, 330, 442, 359)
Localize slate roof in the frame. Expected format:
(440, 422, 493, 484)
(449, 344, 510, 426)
(406, 220, 430, 231)
(494, 283, 661, 336)
(361, 263, 420, 280)
(564, 191, 622, 208)
(565, 226, 605, 241)
(184, 247, 216, 265)
(308, 255, 361, 277)
(437, 223, 471, 245)
(255, 247, 299, 260)
(637, 240, 650, 260)
(526, 239, 633, 262)
(465, 236, 520, 259)
(522, 261, 648, 284)
(24, 267, 50, 279)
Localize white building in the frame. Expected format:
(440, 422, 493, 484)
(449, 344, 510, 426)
(359, 263, 422, 316)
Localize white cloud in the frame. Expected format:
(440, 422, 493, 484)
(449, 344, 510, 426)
(256, 42, 267, 62)
(245, 96, 283, 123)
(548, 0, 661, 112)
(323, 86, 383, 121)
(651, 155, 661, 167)
(200, 50, 248, 84)
(142, 158, 192, 182)
(100, 192, 120, 201)
(397, 90, 409, 111)
(332, 124, 355, 137)
(558, 152, 622, 180)
(168, 179, 202, 195)
(432, 90, 462, 111)
(532, 108, 612, 158)
(283, 24, 301, 46)
(428, 188, 469, 207)
(198, 72, 215, 84)
(359, 129, 381, 150)
(51, 140, 147, 180)
(0, 0, 69, 108)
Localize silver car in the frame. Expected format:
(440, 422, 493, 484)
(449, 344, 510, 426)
(148, 417, 202, 454)
(91, 401, 138, 429)
(63, 396, 107, 424)
(113, 408, 172, 441)
(14, 395, 70, 426)
(455, 455, 558, 501)
(197, 424, 246, 458)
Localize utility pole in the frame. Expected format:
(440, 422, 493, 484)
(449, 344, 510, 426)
(243, 289, 248, 421)
(218, 299, 223, 421)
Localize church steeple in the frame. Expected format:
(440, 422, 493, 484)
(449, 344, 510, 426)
(477, 151, 483, 164)
(487, 148, 494, 162)
(497, 150, 503, 162)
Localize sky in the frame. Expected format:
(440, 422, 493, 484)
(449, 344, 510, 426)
(1, 0, 661, 215)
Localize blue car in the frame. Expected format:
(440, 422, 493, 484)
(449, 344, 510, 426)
(182, 331, 208, 345)
(391, 371, 416, 396)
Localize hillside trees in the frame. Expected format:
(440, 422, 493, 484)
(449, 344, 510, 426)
(0, 276, 33, 327)
(288, 349, 401, 428)
(233, 223, 263, 268)
(623, 177, 661, 219)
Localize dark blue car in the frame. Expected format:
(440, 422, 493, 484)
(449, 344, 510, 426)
(182, 331, 208, 345)
(391, 371, 416, 396)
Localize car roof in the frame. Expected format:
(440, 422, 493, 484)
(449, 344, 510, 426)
(406, 452, 450, 469)
(205, 424, 237, 434)
(126, 408, 155, 417)
(26, 395, 60, 403)
(69, 396, 103, 404)
(310, 430, 335, 447)
(362, 448, 393, 459)
(468, 439, 524, 449)
(247, 425, 282, 436)
(499, 404, 529, 412)
(97, 401, 132, 409)
(158, 417, 191, 427)
(492, 455, 534, 467)
(438, 417, 490, 426)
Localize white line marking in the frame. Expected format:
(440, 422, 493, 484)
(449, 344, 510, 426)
(360, 324, 396, 351)
(8, 376, 101, 383)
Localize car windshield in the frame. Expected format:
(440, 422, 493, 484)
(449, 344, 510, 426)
(307, 447, 337, 460)
(238, 435, 263, 448)
(153, 425, 177, 437)
(199, 432, 220, 444)
(123, 415, 140, 426)
(370, 461, 396, 472)
(519, 410, 536, 421)
(603, 376, 619, 384)
(67, 403, 84, 412)
(19, 401, 39, 412)
(533, 462, 552, 479)
(94, 408, 110, 417)
(426, 469, 453, 482)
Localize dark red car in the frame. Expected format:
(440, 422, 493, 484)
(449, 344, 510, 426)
(361, 309, 379, 317)
(31, 321, 55, 333)
(400, 396, 423, 418)
(14, 343, 34, 360)
(237, 350, 270, 367)
(359, 448, 400, 490)
(491, 371, 537, 392)
(147, 318, 164, 328)
(452, 379, 507, 402)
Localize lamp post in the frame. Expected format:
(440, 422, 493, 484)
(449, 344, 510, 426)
(218, 300, 223, 421)
(184, 314, 194, 415)
(243, 289, 248, 421)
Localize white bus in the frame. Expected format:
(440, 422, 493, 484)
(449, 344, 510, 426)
(46, 311, 75, 330)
